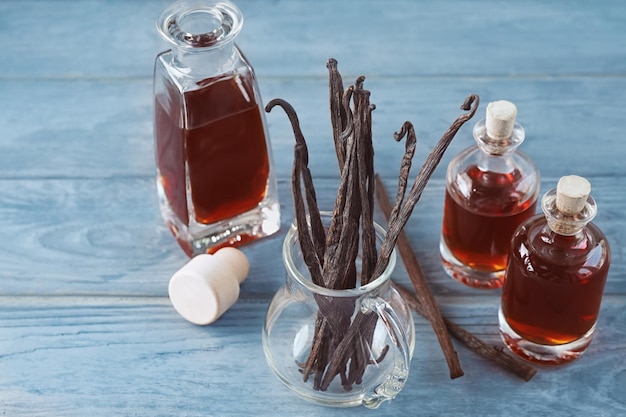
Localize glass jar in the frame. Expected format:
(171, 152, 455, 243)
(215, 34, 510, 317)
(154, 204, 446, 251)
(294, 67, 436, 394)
(154, 0, 280, 256)
(499, 175, 611, 364)
(263, 214, 415, 408)
(440, 100, 540, 288)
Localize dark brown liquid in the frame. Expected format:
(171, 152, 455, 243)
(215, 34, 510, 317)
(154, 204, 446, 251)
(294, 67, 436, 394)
(442, 165, 537, 272)
(501, 217, 610, 345)
(155, 71, 269, 226)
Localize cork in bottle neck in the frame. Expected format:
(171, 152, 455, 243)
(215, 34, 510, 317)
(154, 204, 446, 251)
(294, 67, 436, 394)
(542, 175, 597, 235)
(473, 100, 525, 156)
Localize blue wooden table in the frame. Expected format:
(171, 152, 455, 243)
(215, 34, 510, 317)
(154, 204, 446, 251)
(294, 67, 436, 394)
(1, 0, 625, 415)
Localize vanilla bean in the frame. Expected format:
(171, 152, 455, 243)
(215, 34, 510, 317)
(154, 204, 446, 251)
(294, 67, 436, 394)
(327, 58, 347, 168)
(375, 174, 464, 379)
(322, 134, 360, 289)
(346, 313, 378, 386)
(312, 324, 332, 390)
(301, 316, 330, 383)
(265, 99, 326, 278)
(374, 94, 480, 280)
(324, 85, 355, 233)
(393, 283, 537, 381)
(338, 86, 359, 292)
(353, 82, 377, 285)
(319, 311, 369, 390)
(389, 121, 417, 228)
(265, 98, 328, 383)
(340, 86, 355, 143)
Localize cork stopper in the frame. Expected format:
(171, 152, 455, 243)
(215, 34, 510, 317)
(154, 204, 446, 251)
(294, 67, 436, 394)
(485, 100, 517, 140)
(168, 247, 250, 325)
(556, 175, 591, 215)
(542, 175, 596, 235)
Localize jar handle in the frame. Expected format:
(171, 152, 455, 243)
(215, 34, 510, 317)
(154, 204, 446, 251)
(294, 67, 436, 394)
(360, 296, 411, 409)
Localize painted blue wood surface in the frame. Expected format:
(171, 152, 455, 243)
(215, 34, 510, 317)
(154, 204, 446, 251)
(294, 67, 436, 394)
(0, 0, 625, 415)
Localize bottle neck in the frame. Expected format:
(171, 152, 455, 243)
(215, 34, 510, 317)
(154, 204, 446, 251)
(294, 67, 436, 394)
(157, 0, 243, 77)
(477, 151, 515, 174)
(540, 223, 587, 247)
(541, 187, 597, 236)
(473, 118, 525, 157)
(171, 42, 238, 77)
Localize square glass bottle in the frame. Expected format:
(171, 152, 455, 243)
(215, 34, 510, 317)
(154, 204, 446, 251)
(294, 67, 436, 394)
(154, 0, 280, 256)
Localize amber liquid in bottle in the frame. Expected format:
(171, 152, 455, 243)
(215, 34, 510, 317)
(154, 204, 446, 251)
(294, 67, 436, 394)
(501, 218, 610, 345)
(155, 71, 270, 227)
(442, 165, 537, 275)
(440, 100, 539, 288)
(499, 177, 611, 365)
(153, 0, 280, 256)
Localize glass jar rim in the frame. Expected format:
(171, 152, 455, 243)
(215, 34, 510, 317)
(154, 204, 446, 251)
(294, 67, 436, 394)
(157, 0, 243, 50)
(282, 212, 397, 298)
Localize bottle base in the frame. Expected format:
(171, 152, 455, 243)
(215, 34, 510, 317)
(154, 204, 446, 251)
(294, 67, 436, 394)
(439, 239, 504, 289)
(498, 307, 594, 365)
(158, 183, 280, 256)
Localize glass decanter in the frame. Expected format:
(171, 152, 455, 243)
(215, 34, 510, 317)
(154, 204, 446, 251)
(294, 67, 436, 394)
(154, 0, 280, 256)
(440, 100, 540, 288)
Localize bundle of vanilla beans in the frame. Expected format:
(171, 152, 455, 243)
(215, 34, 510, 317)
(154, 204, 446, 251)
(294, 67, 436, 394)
(265, 58, 479, 391)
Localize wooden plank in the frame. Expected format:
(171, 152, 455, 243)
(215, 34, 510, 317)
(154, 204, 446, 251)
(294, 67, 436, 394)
(1, 77, 625, 180)
(0, 0, 169, 79)
(0, 297, 624, 416)
(0, 176, 622, 297)
(242, 0, 626, 79)
(1, 1, 625, 79)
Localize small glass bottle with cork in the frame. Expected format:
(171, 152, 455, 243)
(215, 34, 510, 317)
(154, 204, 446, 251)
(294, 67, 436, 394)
(440, 100, 540, 288)
(499, 175, 611, 364)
